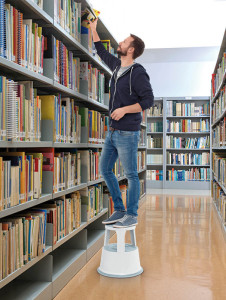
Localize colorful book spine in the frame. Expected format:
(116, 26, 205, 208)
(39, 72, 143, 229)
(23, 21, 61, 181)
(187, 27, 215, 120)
(147, 103, 163, 116)
(166, 167, 210, 181)
(167, 101, 210, 117)
(147, 170, 163, 181)
(167, 152, 210, 165)
(167, 119, 210, 132)
(166, 136, 210, 149)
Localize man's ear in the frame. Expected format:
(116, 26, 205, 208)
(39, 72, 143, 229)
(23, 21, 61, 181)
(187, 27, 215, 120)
(129, 47, 134, 55)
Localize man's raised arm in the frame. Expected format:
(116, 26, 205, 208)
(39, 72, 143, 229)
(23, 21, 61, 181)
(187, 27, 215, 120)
(89, 19, 120, 71)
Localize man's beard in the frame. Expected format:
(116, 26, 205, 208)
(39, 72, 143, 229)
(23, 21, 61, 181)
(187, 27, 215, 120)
(117, 47, 128, 57)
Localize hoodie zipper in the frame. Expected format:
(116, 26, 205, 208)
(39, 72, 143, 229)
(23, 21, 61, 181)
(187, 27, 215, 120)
(110, 65, 134, 126)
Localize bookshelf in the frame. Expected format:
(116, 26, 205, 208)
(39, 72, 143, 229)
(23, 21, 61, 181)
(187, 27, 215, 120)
(210, 28, 226, 237)
(0, 1, 147, 299)
(147, 97, 211, 190)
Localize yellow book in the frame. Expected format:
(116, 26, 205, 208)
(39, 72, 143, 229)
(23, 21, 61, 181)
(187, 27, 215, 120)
(40, 95, 56, 141)
(81, 7, 100, 28)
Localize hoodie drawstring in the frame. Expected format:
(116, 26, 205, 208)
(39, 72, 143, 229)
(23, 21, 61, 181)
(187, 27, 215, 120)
(130, 67, 133, 95)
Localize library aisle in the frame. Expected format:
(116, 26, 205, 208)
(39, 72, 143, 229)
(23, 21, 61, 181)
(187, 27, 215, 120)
(54, 193, 226, 300)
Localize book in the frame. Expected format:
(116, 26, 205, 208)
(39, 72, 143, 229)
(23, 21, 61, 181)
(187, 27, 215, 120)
(81, 6, 100, 28)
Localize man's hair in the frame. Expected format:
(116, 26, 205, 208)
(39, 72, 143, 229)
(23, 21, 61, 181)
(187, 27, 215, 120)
(130, 34, 145, 59)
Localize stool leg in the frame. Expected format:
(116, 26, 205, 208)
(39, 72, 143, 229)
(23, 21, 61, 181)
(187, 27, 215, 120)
(130, 229, 137, 247)
(104, 228, 110, 246)
(116, 229, 126, 253)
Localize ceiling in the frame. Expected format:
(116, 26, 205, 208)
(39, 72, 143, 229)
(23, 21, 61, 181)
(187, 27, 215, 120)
(90, 0, 226, 49)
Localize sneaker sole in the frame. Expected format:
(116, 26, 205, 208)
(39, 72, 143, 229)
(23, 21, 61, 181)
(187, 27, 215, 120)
(102, 218, 125, 225)
(113, 222, 138, 228)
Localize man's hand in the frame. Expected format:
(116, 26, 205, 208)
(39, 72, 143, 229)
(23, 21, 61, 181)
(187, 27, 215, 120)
(111, 108, 126, 121)
(89, 18, 98, 32)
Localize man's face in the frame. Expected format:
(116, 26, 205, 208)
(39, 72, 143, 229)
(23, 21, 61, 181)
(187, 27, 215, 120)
(117, 36, 134, 57)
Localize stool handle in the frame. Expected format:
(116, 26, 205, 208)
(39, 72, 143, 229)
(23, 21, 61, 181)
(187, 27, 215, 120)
(104, 229, 111, 246)
(117, 229, 126, 253)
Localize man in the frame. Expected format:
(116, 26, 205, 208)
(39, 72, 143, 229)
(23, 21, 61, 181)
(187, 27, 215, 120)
(89, 19, 154, 228)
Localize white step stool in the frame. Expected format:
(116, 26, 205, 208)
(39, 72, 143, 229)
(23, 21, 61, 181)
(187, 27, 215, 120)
(97, 225, 143, 278)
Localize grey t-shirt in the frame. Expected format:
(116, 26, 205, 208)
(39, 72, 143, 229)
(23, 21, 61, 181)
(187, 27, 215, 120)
(116, 63, 134, 79)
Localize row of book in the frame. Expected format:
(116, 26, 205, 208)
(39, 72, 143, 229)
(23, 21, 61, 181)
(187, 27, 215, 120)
(212, 152, 226, 188)
(167, 101, 210, 117)
(0, 78, 41, 142)
(212, 86, 226, 123)
(0, 185, 105, 280)
(212, 119, 226, 148)
(138, 129, 146, 147)
(147, 122, 163, 133)
(166, 167, 210, 181)
(86, 63, 105, 103)
(0, 2, 44, 74)
(137, 151, 146, 171)
(147, 170, 163, 181)
(147, 154, 163, 164)
(54, 0, 81, 42)
(147, 104, 163, 117)
(0, 207, 48, 280)
(211, 180, 226, 225)
(167, 152, 210, 166)
(211, 51, 226, 99)
(147, 136, 163, 148)
(0, 151, 45, 211)
(166, 119, 210, 133)
(41, 96, 109, 144)
(166, 136, 210, 149)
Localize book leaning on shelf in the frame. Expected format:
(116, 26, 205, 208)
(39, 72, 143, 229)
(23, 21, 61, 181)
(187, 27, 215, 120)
(212, 118, 226, 147)
(147, 103, 163, 117)
(100, 40, 118, 58)
(212, 152, 226, 187)
(137, 151, 146, 171)
(0, 77, 41, 142)
(0, 3, 44, 74)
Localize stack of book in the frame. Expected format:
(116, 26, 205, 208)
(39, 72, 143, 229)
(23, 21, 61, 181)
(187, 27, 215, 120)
(167, 119, 210, 132)
(54, 0, 81, 42)
(167, 101, 210, 116)
(0, 152, 44, 211)
(166, 136, 210, 149)
(167, 152, 210, 165)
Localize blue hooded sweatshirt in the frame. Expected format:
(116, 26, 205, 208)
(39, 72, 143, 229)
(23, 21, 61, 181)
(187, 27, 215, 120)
(94, 41, 154, 131)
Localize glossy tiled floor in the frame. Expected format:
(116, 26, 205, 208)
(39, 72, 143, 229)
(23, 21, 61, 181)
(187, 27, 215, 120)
(54, 194, 226, 300)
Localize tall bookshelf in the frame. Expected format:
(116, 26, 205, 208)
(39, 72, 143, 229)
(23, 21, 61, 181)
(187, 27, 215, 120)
(0, 1, 147, 299)
(147, 97, 211, 190)
(210, 28, 226, 236)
